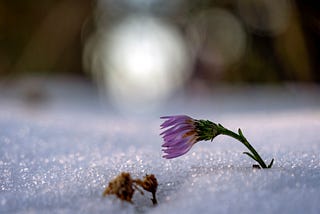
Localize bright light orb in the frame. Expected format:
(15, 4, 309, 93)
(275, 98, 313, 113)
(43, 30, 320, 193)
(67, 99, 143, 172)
(99, 15, 191, 113)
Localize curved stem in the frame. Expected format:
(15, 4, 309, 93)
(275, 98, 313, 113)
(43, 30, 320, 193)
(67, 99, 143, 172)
(217, 125, 271, 168)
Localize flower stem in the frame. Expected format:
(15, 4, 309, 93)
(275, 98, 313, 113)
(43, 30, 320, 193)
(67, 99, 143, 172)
(216, 124, 273, 169)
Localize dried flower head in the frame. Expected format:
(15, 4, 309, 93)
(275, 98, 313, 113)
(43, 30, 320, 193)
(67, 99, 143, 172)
(135, 174, 158, 205)
(160, 115, 219, 159)
(103, 172, 135, 203)
(103, 172, 158, 205)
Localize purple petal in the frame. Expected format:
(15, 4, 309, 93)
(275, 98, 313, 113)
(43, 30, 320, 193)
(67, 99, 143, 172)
(162, 143, 191, 154)
(162, 138, 191, 150)
(160, 124, 193, 136)
(162, 130, 194, 144)
(162, 145, 193, 159)
(162, 134, 195, 147)
(160, 115, 198, 159)
(162, 138, 188, 147)
(160, 115, 191, 128)
(162, 137, 196, 155)
(161, 128, 193, 141)
(160, 115, 189, 120)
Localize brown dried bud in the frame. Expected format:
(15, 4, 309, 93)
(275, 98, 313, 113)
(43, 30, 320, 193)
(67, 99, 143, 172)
(103, 172, 158, 205)
(140, 174, 158, 194)
(102, 172, 135, 203)
(135, 174, 158, 205)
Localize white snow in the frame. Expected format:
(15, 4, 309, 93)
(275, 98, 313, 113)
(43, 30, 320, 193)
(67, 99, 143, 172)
(0, 79, 320, 213)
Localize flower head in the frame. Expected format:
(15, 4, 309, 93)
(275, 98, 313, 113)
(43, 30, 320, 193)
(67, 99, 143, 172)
(103, 172, 135, 202)
(103, 172, 158, 204)
(160, 115, 219, 159)
(135, 174, 158, 205)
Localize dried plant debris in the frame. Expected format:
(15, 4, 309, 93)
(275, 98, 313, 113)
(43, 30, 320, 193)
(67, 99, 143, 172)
(135, 174, 158, 205)
(103, 172, 135, 203)
(103, 172, 158, 205)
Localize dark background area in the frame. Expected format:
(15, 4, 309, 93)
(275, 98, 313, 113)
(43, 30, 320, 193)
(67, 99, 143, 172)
(0, 0, 319, 83)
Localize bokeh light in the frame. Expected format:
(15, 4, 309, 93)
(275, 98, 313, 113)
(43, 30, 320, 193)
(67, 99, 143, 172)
(186, 8, 247, 79)
(84, 15, 191, 113)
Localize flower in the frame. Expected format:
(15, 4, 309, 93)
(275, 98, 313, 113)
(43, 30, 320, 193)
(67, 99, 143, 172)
(160, 115, 197, 159)
(160, 115, 274, 168)
(160, 115, 219, 159)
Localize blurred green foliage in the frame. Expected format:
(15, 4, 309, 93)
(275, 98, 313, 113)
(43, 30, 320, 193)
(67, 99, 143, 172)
(0, 0, 92, 77)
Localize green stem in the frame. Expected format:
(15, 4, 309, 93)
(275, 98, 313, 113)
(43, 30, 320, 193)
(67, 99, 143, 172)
(217, 124, 272, 169)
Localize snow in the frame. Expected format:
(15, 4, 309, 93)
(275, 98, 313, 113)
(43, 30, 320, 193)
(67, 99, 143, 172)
(0, 78, 320, 213)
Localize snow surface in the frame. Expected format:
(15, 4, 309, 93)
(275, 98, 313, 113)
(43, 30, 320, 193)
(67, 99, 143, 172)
(0, 79, 320, 213)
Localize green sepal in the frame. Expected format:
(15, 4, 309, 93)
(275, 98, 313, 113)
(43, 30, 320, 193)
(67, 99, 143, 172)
(195, 120, 220, 141)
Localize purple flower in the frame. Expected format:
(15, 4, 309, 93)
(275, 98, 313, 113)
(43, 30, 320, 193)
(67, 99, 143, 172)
(160, 115, 274, 169)
(160, 115, 200, 159)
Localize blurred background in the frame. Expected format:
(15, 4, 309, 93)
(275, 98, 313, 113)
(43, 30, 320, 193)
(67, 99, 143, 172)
(0, 0, 319, 113)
